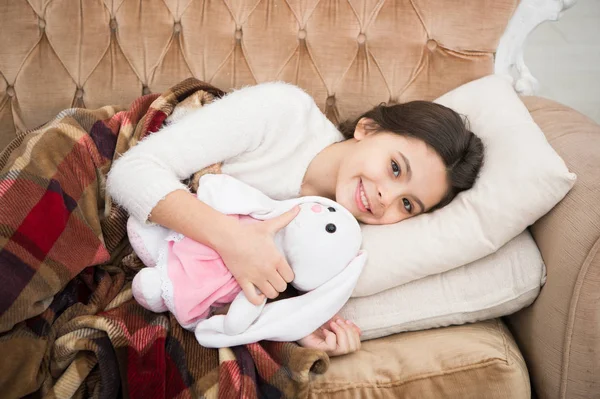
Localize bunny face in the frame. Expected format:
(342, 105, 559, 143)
(277, 200, 362, 292)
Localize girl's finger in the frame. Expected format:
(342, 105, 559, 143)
(275, 257, 295, 284)
(257, 281, 278, 299)
(267, 206, 300, 232)
(346, 319, 362, 336)
(267, 271, 287, 293)
(342, 322, 358, 352)
(277, 264, 294, 283)
(351, 326, 361, 351)
(240, 282, 265, 306)
(322, 328, 337, 350)
(330, 320, 348, 353)
(339, 320, 359, 352)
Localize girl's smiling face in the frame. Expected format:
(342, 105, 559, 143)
(335, 118, 449, 225)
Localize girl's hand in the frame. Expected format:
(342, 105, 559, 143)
(297, 316, 362, 357)
(215, 206, 300, 306)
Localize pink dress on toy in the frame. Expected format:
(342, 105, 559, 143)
(166, 235, 240, 325)
(131, 214, 260, 329)
(167, 214, 266, 326)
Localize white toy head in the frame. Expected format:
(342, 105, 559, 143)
(277, 199, 362, 292)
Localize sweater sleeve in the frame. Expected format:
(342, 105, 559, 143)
(106, 81, 315, 222)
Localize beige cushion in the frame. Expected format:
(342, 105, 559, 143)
(505, 96, 600, 399)
(340, 230, 546, 340)
(310, 319, 530, 399)
(354, 75, 576, 297)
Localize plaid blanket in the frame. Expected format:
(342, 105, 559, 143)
(0, 78, 329, 399)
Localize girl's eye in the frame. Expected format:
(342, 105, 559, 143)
(402, 198, 413, 213)
(391, 160, 400, 177)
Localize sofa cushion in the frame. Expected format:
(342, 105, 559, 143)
(309, 319, 530, 399)
(354, 74, 576, 297)
(505, 96, 600, 399)
(340, 229, 545, 340)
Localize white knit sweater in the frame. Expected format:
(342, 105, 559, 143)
(106, 82, 345, 222)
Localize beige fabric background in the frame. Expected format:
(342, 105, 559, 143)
(0, 0, 517, 150)
(506, 96, 600, 399)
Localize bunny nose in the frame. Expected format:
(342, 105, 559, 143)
(311, 204, 323, 213)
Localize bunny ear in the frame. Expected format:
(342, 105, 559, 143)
(197, 174, 355, 221)
(194, 251, 367, 348)
(250, 195, 352, 220)
(196, 174, 278, 216)
(223, 291, 267, 335)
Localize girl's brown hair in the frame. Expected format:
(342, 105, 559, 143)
(338, 101, 484, 212)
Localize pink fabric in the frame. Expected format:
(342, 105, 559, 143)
(166, 215, 257, 326)
(167, 237, 241, 325)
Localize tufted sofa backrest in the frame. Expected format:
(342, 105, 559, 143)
(0, 0, 518, 149)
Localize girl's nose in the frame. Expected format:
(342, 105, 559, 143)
(378, 190, 386, 206)
(311, 204, 323, 213)
(378, 187, 393, 209)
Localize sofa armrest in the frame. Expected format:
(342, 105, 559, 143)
(504, 96, 600, 399)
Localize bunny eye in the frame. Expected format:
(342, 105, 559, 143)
(327, 207, 336, 212)
(325, 223, 337, 233)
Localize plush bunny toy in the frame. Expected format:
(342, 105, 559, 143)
(128, 173, 366, 348)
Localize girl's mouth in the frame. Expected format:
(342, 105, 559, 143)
(355, 179, 371, 213)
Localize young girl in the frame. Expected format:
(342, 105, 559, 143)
(107, 81, 484, 357)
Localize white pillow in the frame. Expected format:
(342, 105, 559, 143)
(352, 74, 576, 297)
(340, 229, 546, 340)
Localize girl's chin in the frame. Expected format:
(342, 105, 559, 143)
(351, 211, 368, 223)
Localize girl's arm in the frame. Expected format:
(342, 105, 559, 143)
(107, 82, 310, 224)
(107, 82, 312, 305)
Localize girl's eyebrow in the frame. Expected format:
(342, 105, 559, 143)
(412, 196, 425, 213)
(397, 151, 412, 181)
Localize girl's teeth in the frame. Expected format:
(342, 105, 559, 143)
(360, 185, 370, 210)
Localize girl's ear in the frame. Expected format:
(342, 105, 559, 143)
(354, 117, 378, 141)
